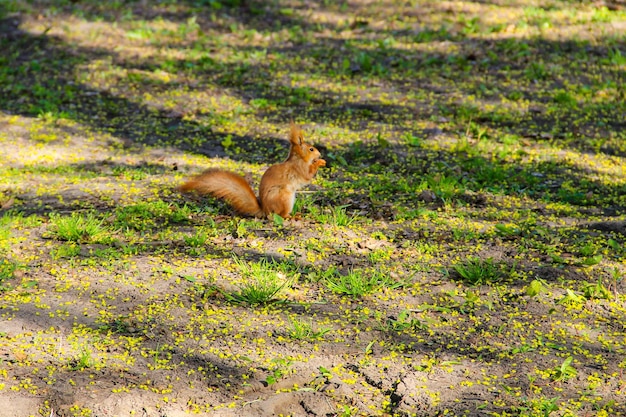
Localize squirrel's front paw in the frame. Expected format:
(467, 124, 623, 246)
(315, 159, 327, 167)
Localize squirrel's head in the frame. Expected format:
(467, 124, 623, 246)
(289, 122, 322, 162)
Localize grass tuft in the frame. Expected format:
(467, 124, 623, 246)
(453, 257, 501, 285)
(225, 258, 294, 305)
(48, 212, 111, 243)
(325, 268, 400, 297)
(287, 316, 331, 341)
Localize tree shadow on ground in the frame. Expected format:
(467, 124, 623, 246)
(2, 2, 624, 154)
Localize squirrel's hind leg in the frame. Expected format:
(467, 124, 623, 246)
(261, 187, 295, 219)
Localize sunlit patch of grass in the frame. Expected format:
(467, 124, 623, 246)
(68, 346, 96, 371)
(378, 309, 426, 333)
(111, 164, 163, 181)
(114, 201, 191, 231)
(550, 356, 577, 383)
(48, 212, 112, 243)
(325, 268, 401, 297)
(225, 258, 294, 305)
(0, 221, 11, 252)
(286, 316, 331, 341)
(368, 247, 393, 264)
(0, 258, 17, 291)
(183, 228, 214, 256)
(50, 242, 81, 259)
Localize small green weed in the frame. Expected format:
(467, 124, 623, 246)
(495, 223, 522, 238)
(314, 205, 358, 227)
(263, 357, 293, 386)
(351, 51, 387, 75)
(310, 365, 333, 391)
(381, 309, 425, 332)
(226, 258, 293, 305)
(525, 61, 549, 80)
(526, 279, 547, 297)
(227, 218, 249, 238)
(558, 289, 586, 307)
(411, 27, 451, 43)
(184, 231, 209, 247)
(149, 344, 174, 370)
(459, 15, 481, 35)
(606, 47, 626, 65)
(592, 6, 615, 23)
(425, 174, 463, 202)
(115, 204, 152, 231)
(453, 256, 501, 285)
(451, 226, 478, 242)
(402, 132, 421, 147)
(509, 344, 536, 355)
(325, 269, 400, 297)
(580, 254, 602, 267)
(184, 229, 211, 253)
(115, 201, 190, 231)
(553, 90, 577, 108)
(340, 405, 360, 417)
(461, 289, 481, 313)
(292, 193, 314, 215)
(48, 212, 111, 243)
(287, 317, 331, 341)
(551, 356, 577, 382)
(608, 267, 623, 296)
(0, 258, 17, 291)
(306, 265, 339, 283)
(582, 280, 611, 300)
(271, 212, 284, 226)
(249, 98, 271, 109)
(51, 242, 81, 259)
(523, 6, 553, 29)
(514, 396, 559, 417)
(368, 247, 393, 264)
(607, 239, 624, 257)
(69, 347, 95, 371)
(495, 217, 545, 239)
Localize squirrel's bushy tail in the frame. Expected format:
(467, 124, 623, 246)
(178, 169, 263, 217)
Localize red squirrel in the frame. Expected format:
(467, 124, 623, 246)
(179, 123, 326, 218)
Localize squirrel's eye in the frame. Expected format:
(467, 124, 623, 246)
(309, 147, 314, 152)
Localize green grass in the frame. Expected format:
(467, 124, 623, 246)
(286, 316, 331, 341)
(225, 258, 294, 305)
(48, 212, 112, 243)
(68, 347, 96, 371)
(311, 205, 358, 227)
(425, 174, 464, 203)
(50, 242, 81, 259)
(453, 257, 502, 285)
(551, 356, 577, 383)
(114, 201, 191, 231)
(325, 268, 401, 297)
(0, 258, 17, 291)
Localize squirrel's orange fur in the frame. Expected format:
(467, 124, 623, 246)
(179, 123, 326, 218)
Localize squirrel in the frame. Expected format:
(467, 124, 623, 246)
(178, 122, 326, 218)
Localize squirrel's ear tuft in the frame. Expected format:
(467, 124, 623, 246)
(289, 121, 303, 145)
